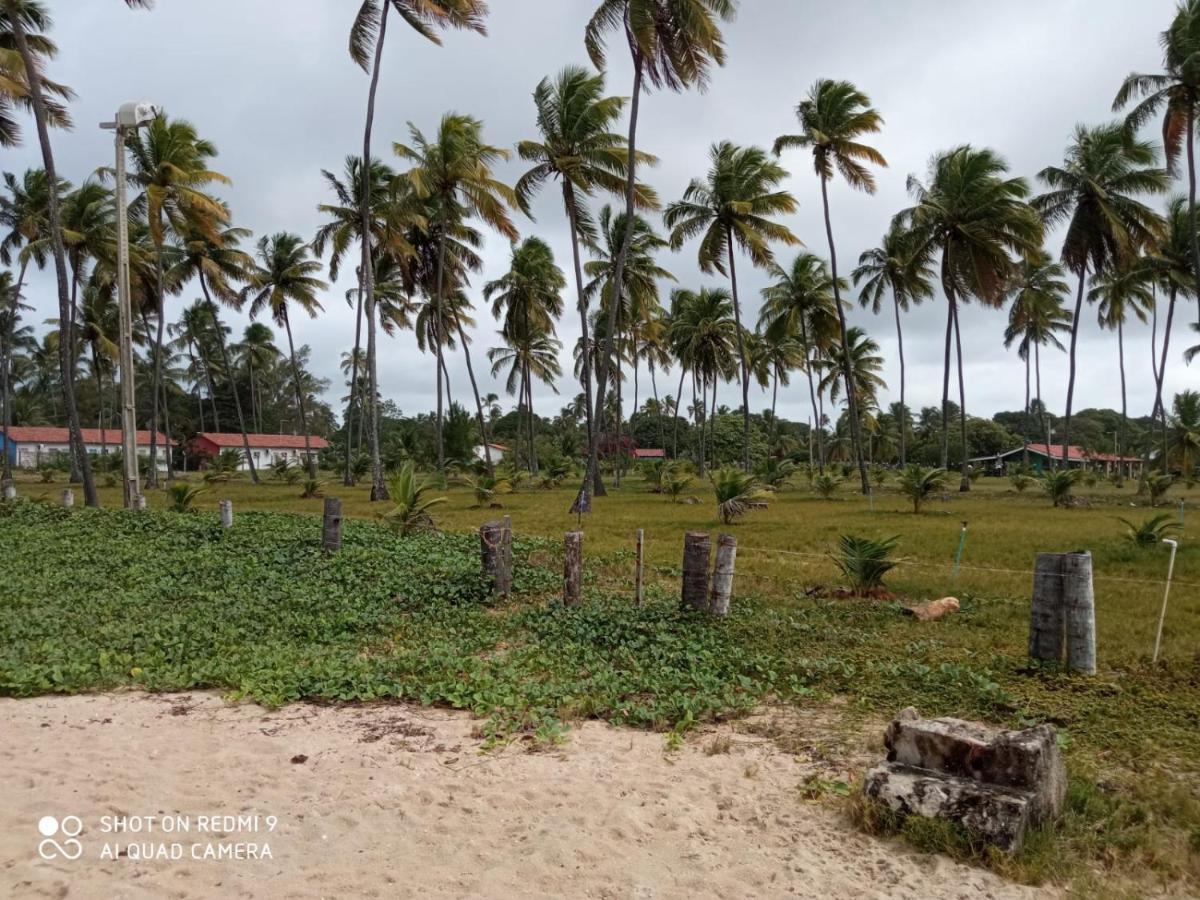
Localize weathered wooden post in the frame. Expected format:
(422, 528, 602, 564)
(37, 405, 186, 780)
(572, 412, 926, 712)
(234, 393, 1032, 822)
(709, 533, 737, 617)
(563, 531, 583, 606)
(219, 499, 234, 529)
(1062, 551, 1096, 675)
(682, 531, 711, 612)
(133, 494, 146, 510)
(2, 480, 15, 501)
(322, 497, 343, 553)
(480, 520, 512, 600)
(1029, 553, 1064, 664)
(634, 528, 645, 607)
(61, 488, 74, 508)
(501, 515, 514, 594)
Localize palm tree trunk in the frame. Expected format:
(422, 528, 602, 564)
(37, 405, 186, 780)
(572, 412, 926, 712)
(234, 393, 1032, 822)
(66, 263, 81, 484)
(433, 214, 449, 472)
(200, 275, 258, 483)
(893, 292, 907, 467)
(1153, 287, 1177, 473)
(361, 0, 389, 501)
(1035, 341, 1051, 472)
(672, 365, 686, 458)
(1116, 319, 1128, 484)
(1187, 104, 1200, 321)
(283, 312, 316, 478)
(455, 317, 493, 475)
(696, 373, 706, 477)
(1061, 268, 1087, 466)
(581, 49, 645, 510)
(344, 288, 363, 485)
(821, 173, 868, 495)
(800, 321, 824, 473)
(952, 300, 969, 491)
(148, 250, 168, 486)
(770, 366, 779, 445)
(1022, 350, 1031, 467)
(160, 365, 174, 481)
(1, 257, 28, 481)
(525, 359, 539, 475)
(7, 5, 99, 504)
(650, 361, 664, 451)
(725, 227, 752, 472)
(708, 375, 717, 467)
(940, 274, 955, 471)
(564, 182, 596, 458)
(188, 345, 205, 430)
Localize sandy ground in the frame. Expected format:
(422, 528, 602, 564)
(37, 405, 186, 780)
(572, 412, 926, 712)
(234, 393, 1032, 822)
(0, 692, 1056, 900)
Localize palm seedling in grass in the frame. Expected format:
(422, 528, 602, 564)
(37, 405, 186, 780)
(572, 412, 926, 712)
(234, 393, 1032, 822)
(813, 473, 841, 499)
(1009, 466, 1035, 493)
(384, 462, 447, 536)
(457, 472, 509, 508)
(897, 464, 948, 513)
(300, 479, 326, 499)
(1043, 469, 1081, 507)
(1144, 471, 1176, 507)
(831, 534, 899, 595)
(640, 459, 670, 493)
(1119, 513, 1181, 546)
(663, 464, 695, 504)
(869, 463, 890, 486)
(755, 457, 796, 491)
(272, 459, 302, 485)
(711, 468, 768, 525)
(167, 483, 206, 513)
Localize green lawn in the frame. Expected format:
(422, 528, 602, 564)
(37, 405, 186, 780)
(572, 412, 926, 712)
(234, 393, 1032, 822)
(2, 470, 1198, 895)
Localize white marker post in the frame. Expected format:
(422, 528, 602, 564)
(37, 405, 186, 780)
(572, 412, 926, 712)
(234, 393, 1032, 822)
(1152, 538, 1179, 663)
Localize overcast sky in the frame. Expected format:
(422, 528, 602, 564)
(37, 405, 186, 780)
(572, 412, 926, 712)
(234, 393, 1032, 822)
(7, 0, 1198, 429)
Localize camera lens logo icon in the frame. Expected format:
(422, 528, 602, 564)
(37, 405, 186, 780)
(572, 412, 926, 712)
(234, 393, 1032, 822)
(38, 816, 83, 861)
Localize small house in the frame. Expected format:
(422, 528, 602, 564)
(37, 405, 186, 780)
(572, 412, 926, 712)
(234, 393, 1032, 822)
(1, 426, 168, 470)
(189, 432, 330, 471)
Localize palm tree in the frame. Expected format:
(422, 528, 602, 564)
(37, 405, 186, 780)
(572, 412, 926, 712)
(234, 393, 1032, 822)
(581, 0, 736, 509)
(1090, 259, 1156, 475)
(0, 268, 30, 478)
(170, 299, 222, 431)
(125, 114, 230, 486)
(172, 221, 260, 480)
(1169, 389, 1200, 480)
(1004, 254, 1072, 464)
(395, 112, 518, 471)
(1034, 122, 1167, 467)
(349, 0, 488, 499)
(664, 141, 799, 470)
(899, 146, 1043, 489)
(244, 233, 328, 477)
(774, 79, 887, 493)
(1114, 0, 1200, 312)
(0, 3, 72, 149)
(1, 1, 98, 503)
(488, 325, 562, 473)
(852, 223, 933, 466)
(668, 286, 736, 475)
(758, 252, 841, 472)
(516, 65, 657, 483)
(234, 321, 277, 435)
(818, 326, 886, 415)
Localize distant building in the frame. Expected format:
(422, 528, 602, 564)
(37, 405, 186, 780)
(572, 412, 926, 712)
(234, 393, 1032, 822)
(189, 432, 330, 471)
(969, 442, 1142, 476)
(632, 447, 666, 460)
(473, 442, 509, 463)
(1, 426, 168, 469)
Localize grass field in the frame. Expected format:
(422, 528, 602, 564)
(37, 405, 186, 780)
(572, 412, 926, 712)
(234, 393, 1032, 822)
(3, 468, 1198, 896)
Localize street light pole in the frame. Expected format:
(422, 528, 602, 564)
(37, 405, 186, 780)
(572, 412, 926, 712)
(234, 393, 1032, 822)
(101, 102, 158, 509)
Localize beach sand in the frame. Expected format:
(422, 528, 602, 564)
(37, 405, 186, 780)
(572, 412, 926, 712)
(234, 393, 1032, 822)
(1, 692, 1054, 899)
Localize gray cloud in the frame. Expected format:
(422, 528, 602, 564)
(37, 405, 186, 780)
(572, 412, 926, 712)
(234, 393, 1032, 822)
(6, 0, 1195, 429)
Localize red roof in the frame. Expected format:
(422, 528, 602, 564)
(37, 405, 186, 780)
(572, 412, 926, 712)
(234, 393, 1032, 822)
(193, 432, 330, 450)
(1017, 443, 1140, 463)
(633, 448, 666, 459)
(3, 426, 167, 445)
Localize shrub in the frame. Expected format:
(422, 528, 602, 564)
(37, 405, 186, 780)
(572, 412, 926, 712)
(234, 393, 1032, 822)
(897, 465, 948, 513)
(271, 459, 302, 484)
(300, 478, 326, 499)
(457, 472, 509, 507)
(869, 463, 889, 486)
(710, 468, 767, 524)
(38, 465, 56, 483)
(1009, 467, 1035, 492)
(1043, 469, 1081, 507)
(1118, 513, 1181, 547)
(663, 463, 694, 503)
(813, 474, 841, 499)
(384, 462, 447, 535)
(1145, 471, 1175, 507)
(755, 457, 796, 491)
(166, 482, 206, 513)
(831, 534, 899, 594)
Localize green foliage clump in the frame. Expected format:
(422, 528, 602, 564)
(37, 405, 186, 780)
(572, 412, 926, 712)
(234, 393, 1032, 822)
(1043, 469, 1081, 507)
(1118, 513, 1181, 546)
(812, 473, 841, 499)
(755, 457, 796, 490)
(897, 464, 947, 513)
(166, 482, 206, 512)
(384, 462, 447, 535)
(1144, 471, 1176, 507)
(710, 468, 767, 524)
(300, 478, 326, 499)
(831, 534, 899, 594)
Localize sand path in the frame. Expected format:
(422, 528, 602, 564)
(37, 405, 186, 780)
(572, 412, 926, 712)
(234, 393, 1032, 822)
(1, 692, 1055, 899)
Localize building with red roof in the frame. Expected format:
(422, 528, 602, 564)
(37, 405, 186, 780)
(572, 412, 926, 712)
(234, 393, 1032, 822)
(188, 432, 330, 470)
(1, 426, 168, 469)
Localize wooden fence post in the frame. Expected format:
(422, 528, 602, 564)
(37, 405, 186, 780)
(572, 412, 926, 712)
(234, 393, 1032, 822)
(501, 515, 514, 596)
(564, 531, 583, 606)
(2, 480, 15, 500)
(219, 499, 233, 529)
(322, 497, 343, 553)
(133, 494, 146, 510)
(1063, 551, 1096, 675)
(682, 531, 711, 612)
(709, 533, 737, 617)
(61, 488, 74, 508)
(480, 520, 512, 600)
(635, 528, 645, 607)
(1029, 552, 1064, 664)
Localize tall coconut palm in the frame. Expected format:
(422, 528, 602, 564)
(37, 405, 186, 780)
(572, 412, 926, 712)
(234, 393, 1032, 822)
(1169, 388, 1200, 479)
(774, 79, 887, 493)
(758, 252, 841, 472)
(487, 323, 562, 473)
(349, 0, 487, 498)
(852, 222, 933, 466)
(1034, 123, 1167, 467)
(1004, 254, 1072, 464)
(1090, 259, 1155, 474)
(234, 321, 277, 435)
(124, 114, 230, 485)
(1, 1, 98, 503)
(818, 326, 885, 413)
(243, 233, 328, 477)
(668, 286, 735, 475)
(0, 2, 72, 149)
(0, 268, 28, 478)
(581, 0, 736, 509)
(516, 65, 657, 483)
(1114, 0, 1200, 318)
(899, 146, 1043, 489)
(395, 112, 518, 471)
(170, 299, 222, 431)
(664, 141, 799, 470)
